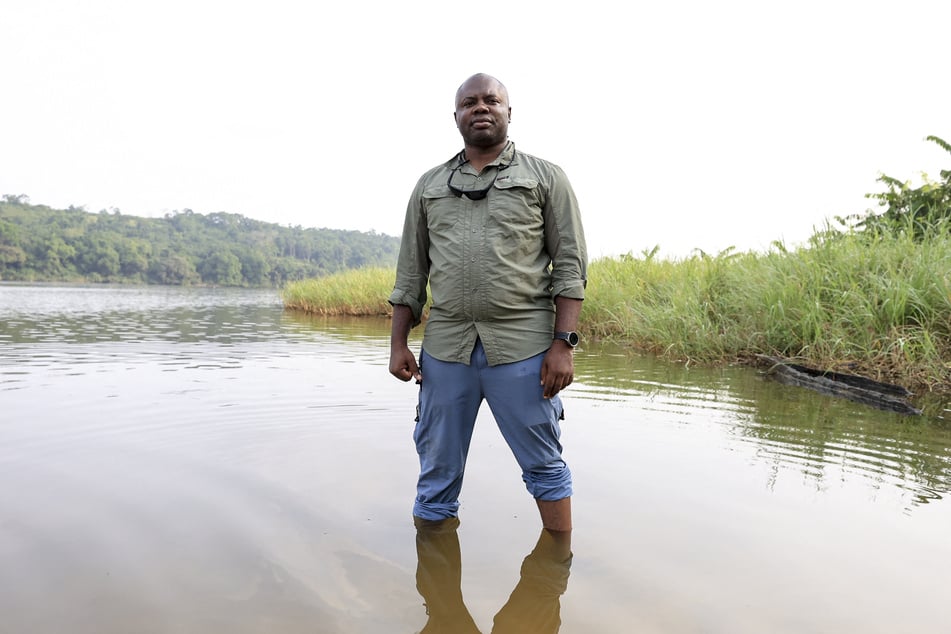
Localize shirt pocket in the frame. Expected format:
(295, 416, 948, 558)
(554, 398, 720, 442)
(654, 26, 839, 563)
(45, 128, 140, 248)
(490, 177, 544, 232)
(421, 184, 461, 232)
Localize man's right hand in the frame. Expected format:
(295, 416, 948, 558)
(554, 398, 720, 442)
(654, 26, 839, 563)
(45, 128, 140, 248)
(389, 345, 422, 383)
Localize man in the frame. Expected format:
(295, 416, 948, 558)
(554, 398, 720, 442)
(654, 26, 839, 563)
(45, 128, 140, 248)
(388, 73, 587, 532)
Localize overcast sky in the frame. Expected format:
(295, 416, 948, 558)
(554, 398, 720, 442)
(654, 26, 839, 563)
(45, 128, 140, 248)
(3, 0, 949, 259)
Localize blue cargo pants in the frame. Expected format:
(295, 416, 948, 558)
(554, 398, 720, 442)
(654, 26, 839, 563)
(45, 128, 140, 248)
(413, 339, 573, 520)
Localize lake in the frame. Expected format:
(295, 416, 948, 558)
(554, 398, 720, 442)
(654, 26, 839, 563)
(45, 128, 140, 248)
(1, 284, 949, 633)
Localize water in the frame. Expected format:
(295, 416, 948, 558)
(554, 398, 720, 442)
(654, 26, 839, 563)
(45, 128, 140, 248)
(1, 284, 950, 633)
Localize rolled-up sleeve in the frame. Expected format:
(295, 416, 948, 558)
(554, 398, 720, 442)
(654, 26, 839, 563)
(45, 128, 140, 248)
(543, 165, 587, 300)
(388, 180, 431, 326)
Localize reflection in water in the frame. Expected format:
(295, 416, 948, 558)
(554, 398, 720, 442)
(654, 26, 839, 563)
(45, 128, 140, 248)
(414, 518, 570, 634)
(740, 389, 951, 508)
(573, 346, 951, 510)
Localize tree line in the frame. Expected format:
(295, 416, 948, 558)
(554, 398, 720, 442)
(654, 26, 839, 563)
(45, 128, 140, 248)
(0, 195, 401, 286)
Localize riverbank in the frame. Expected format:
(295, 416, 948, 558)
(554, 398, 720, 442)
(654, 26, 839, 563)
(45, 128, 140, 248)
(283, 227, 951, 400)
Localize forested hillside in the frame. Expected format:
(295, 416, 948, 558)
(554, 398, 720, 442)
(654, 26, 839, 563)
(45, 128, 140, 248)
(0, 195, 400, 286)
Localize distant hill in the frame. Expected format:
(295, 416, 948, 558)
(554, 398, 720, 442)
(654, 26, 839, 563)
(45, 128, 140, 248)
(0, 195, 400, 287)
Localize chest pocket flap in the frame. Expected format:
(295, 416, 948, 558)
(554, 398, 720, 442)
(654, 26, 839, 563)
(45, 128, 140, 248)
(494, 176, 538, 191)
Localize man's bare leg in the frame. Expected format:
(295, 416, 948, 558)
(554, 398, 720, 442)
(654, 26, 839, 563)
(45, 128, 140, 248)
(536, 496, 572, 532)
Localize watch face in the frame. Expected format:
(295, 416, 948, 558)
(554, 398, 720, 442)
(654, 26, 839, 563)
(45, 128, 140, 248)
(556, 331, 579, 347)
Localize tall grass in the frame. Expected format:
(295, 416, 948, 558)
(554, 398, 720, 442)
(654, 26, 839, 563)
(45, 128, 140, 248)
(282, 267, 397, 316)
(583, 226, 951, 392)
(283, 228, 951, 393)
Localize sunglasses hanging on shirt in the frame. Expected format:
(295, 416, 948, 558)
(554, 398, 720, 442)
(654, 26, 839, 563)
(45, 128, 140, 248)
(447, 151, 515, 200)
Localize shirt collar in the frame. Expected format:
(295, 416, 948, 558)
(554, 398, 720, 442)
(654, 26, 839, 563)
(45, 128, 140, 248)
(452, 140, 516, 170)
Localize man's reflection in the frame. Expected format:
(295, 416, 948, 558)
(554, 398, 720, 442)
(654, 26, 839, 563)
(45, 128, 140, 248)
(414, 517, 572, 633)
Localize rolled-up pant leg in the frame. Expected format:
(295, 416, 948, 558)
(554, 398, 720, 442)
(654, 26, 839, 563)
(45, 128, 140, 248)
(413, 348, 482, 520)
(478, 345, 573, 502)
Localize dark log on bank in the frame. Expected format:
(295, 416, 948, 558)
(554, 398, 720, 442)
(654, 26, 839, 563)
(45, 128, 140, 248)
(756, 355, 922, 416)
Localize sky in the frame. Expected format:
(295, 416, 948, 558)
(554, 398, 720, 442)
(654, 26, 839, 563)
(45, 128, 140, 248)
(2, 0, 949, 259)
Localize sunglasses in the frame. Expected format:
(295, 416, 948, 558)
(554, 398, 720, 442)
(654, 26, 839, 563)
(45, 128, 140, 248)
(447, 152, 515, 200)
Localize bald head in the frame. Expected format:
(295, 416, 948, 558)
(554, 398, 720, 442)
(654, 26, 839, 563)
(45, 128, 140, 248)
(455, 74, 509, 109)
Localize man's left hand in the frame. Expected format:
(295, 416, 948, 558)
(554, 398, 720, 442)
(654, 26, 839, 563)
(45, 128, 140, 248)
(540, 341, 574, 399)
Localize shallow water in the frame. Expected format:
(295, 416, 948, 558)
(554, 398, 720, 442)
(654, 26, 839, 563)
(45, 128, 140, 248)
(1, 284, 950, 633)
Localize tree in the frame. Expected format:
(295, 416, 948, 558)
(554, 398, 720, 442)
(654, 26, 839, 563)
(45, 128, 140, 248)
(0, 219, 22, 246)
(237, 250, 269, 286)
(117, 238, 152, 278)
(198, 251, 242, 286)
(857, 136, 951, 238)
(0, 244, 27, 268)
(149, 254, 199, 285)
(34, 237, 76, 276)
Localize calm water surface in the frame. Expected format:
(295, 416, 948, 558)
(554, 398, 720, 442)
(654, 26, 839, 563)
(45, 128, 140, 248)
(1, 284, 950, 633)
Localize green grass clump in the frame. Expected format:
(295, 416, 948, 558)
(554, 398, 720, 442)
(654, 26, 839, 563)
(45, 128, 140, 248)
(282, 267, 397, 316)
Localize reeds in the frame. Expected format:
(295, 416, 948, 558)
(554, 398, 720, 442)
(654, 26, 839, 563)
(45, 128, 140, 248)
(282, 266, 397, 316)
(583, 225, 951, 392)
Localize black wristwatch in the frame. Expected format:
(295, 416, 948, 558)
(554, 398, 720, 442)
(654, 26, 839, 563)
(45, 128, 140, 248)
(553, 331, 580, 348)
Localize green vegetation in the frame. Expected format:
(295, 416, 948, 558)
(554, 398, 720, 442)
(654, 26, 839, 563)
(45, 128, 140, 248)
(0, 196, 400, 286)
(583, 232, 950, 394)
(283, 267, 397, 315)
(855, 136, 951, 239)
(285, 137, 951, 396)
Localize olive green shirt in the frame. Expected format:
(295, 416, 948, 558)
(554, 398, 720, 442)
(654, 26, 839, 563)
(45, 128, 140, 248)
(389, 142, 587, 366)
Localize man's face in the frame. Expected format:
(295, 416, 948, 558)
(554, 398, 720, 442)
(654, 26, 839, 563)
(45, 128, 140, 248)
(454, 76, 511, 149)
